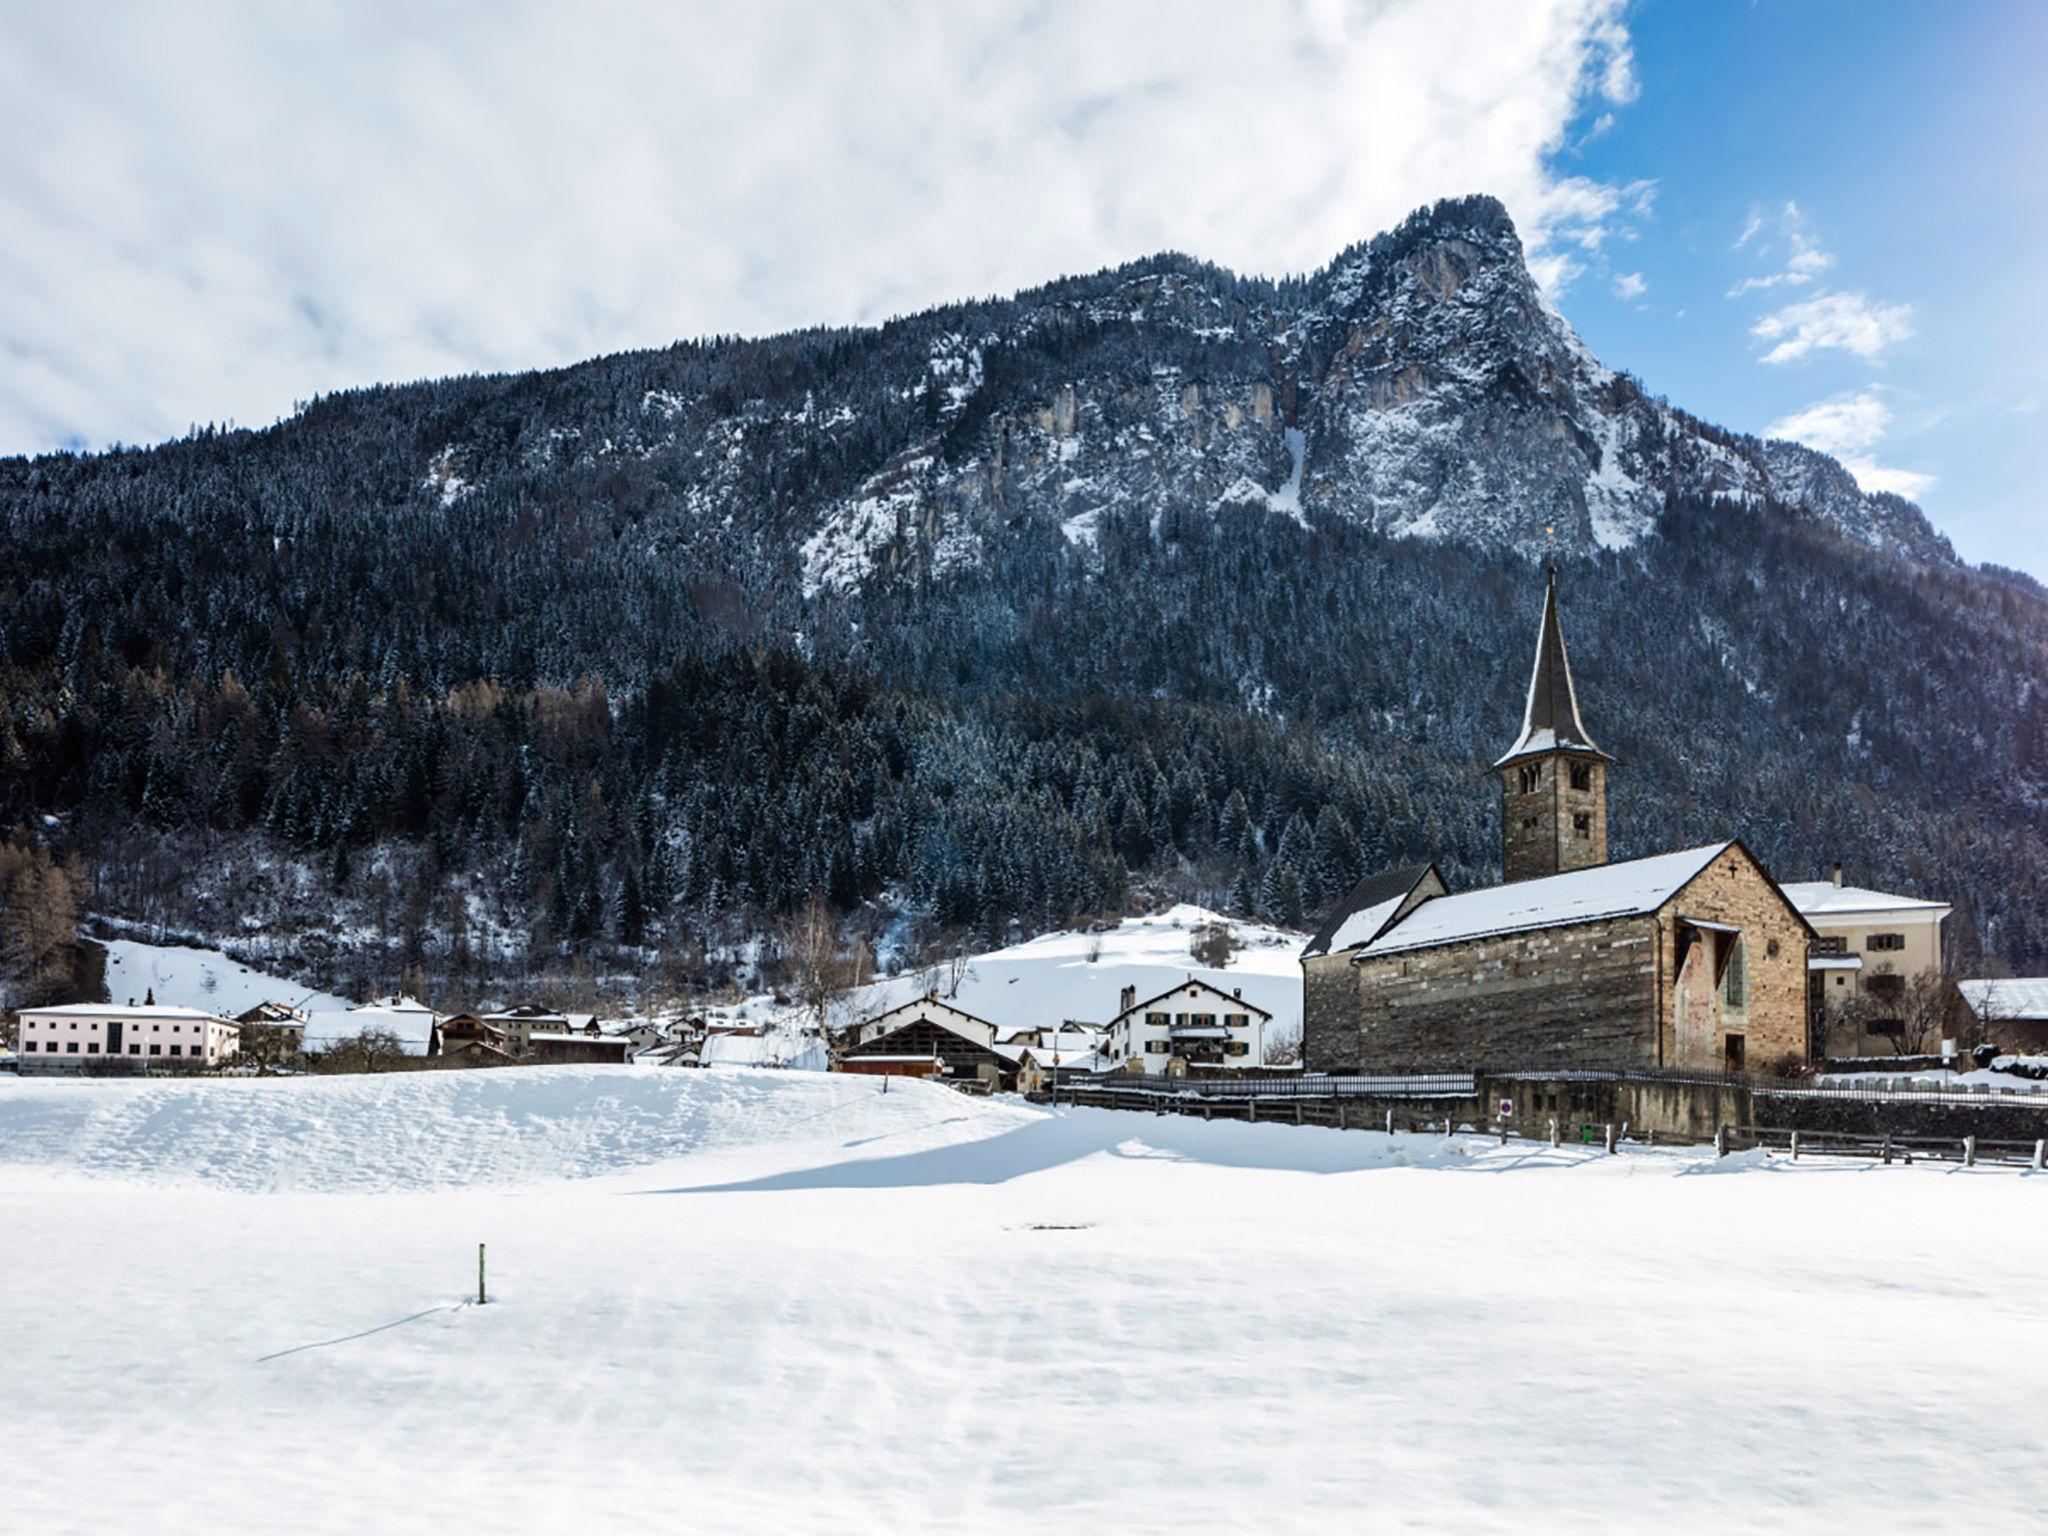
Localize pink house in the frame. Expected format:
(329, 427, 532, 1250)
(15, 1004, 240, 1074)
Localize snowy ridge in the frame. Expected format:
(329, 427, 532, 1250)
(0, 1066, 1032, 1192)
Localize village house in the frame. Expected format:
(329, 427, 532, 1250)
(478, 1004, 598, 1056)
(302, 996, 439, 1060)
(1781, 870, 1951, 1056)
(435, 1013, 517, 1065)
(15, 1003, 240, 1073)
(839, 994, 1013, 1089)
(233, 1000, 309, 1062)
(1303, 571, 1814, 1075)
(1100, 979, 1270, 1075)
(1956, 979, 2048, 1056)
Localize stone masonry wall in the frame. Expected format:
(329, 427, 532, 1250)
(1323, 914, 1658, 1072)
(1653, 845, 1811, 1070)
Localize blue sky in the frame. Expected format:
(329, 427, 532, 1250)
(1555, 0, 2046, 574)
(0, 1, 2038, 574)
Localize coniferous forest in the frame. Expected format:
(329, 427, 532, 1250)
(2, 200, 2044, 1002)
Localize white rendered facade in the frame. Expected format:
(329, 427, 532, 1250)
(16, 1004, 240, 1072)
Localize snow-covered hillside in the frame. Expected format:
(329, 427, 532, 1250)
(856, 904, 1305, 1047)
(2, 1068, 2044, 1533)
(98, 935, 354, 1016)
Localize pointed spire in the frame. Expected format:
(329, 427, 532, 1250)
(1492, 567, 1608, 767)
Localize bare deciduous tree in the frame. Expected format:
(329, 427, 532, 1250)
(780, 894, 851, 1037)
(318, 1026, 410, 1074)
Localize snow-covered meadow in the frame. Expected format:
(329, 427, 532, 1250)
(3, 1067, 2043, 1534)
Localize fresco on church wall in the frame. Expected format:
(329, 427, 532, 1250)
(1672, 938, 1722, 1069)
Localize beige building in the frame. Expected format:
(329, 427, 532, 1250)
(16, 1003, 240, 1073)
(1782, 871, 1950, 1056)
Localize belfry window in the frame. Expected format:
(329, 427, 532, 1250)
(1569, 763, 1592, 791)
(1572, 812, 1591, 838)
(1518, 764, 1540, 794)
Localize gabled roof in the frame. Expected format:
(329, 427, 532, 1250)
(1303, 863, 1442, 958)
(1110, 976, 1273, 1025)
(1493, 569, 1610, 768)
(1958, 978, 2048, 1023)
(857, 994, 1000, 1046)
(1781, 881, 1951, 919)
(1354, 842, 1734, 960)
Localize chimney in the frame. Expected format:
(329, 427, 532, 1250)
(1832, 863, 1844, 888)
(1232, 987, 1242, 999)
(1119, 984, 1136, 1014)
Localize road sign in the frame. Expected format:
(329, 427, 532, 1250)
(1497, 1098, 1514, 1119)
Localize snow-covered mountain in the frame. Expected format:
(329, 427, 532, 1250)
(412, 194, 1955, 589)
(5, 194, 2042, 989)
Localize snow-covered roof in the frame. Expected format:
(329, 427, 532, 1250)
(356, 995, 435, 1015)
(1304, 863, 1440, 958)
(1808, 955, 1864, 971)
(1018, 1047, 1109, 1074)
(1958, 979, 2048, 1023)
(528, 1030, 628, 1046)
(1491, 570, 1610, 769)
(1357, 843, 1733, 960)
(19, 1003, 235, 1023)
(302, 1006, 436, 1056)
(1111, 977, 1273, 1025)
(1781, 882, 1950, 919)
(858, 994, 999, 1046)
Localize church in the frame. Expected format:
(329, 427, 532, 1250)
(1301, 571, 1814, 1076)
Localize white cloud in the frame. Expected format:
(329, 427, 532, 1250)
(1611, 271, 1646, 300)
(1766, 392, 1892, 456)
(0, 0, 1643, 455)
(1728, 200, 1837, 294)
(1752, 292, 1914, 364)
(1766, 389, 1934, 500)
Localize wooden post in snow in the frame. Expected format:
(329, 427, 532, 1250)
(1790, 1130, 1801, 1160)
(1549, 1117, 1560, 1149)
(1385, 1108, 1394, 1135)
(1964, 1135, 1977, 1168)
(478, 1243, 487, 1306)
(2034, 1139, 2045, 1172)
(1604, 1123, 1616, 1156)
(1882, 1133, 1893, 1165)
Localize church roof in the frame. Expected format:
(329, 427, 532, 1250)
(1303, 863, 1441, 958)
(1493, 569, 1610, 768)
(1353, 842, 1733, 961)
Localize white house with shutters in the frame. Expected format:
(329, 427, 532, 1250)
(1101, 979, 1270, 1075)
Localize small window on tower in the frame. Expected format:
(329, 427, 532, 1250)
(1569, 763, 1592, 791)
(1573, 812, 1591, 838)
(1518, 764, 1540, 794)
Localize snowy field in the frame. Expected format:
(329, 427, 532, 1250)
(3, 1068, 2044, 1534)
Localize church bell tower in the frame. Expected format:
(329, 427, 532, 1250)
(1493, 569, 1611, 882)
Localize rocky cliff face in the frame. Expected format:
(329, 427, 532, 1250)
(431, 194, 1951, 592)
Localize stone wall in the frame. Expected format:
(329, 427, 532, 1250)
(1654, 844, 1810, 1070)
(1323, 914, 1659, 1072)
(1499, 753, 1606, 883)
